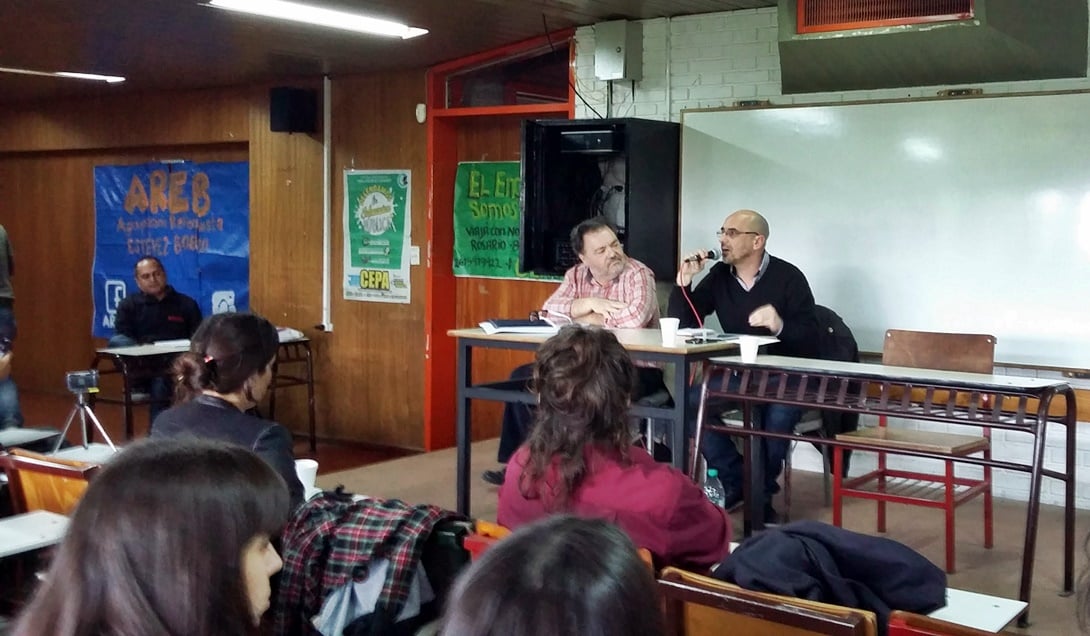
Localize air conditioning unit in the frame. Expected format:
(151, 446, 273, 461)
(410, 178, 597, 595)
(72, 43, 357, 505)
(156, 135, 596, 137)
(778, 0, 1088, 94)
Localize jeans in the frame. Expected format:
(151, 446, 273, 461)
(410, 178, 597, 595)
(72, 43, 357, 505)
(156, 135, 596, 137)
(108, 334, 172, 426)
(688, 372, 803, 502)
(0, 306, 22, 428)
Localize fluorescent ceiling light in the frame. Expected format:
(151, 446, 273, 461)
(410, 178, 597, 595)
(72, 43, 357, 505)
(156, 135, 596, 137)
(0, 66, 125, 83)
(207, 0, 428, 39)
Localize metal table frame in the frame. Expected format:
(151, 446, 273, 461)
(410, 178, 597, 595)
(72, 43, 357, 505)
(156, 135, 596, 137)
(91, 338, 316, 446)
(449, 327, 738, 516)
(695, 354, 1076, 627)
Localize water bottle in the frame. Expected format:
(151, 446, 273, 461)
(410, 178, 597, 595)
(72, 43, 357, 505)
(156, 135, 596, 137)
(704, 468, 726, 508)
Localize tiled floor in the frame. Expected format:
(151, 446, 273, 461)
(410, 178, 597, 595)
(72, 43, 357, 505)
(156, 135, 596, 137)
(14, 389, 417, 474)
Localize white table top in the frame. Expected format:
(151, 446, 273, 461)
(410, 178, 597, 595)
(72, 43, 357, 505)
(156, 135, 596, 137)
(0, 510, 69, 559)
(929, 587, 1027, 633)
(95, 342, 190, 356)
(709, 354, 1067, 390)
(449, 327, 741, 354)
(52, 443, 118, 464)
(97, 335, 308, 357)
(0, 427, 61, 448)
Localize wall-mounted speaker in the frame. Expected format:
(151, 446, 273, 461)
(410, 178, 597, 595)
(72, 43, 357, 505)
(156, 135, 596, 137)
(269, 87, 318, 133)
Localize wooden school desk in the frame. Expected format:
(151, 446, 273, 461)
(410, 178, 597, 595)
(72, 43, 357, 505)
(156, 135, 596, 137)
(697, 354, 1075, 626)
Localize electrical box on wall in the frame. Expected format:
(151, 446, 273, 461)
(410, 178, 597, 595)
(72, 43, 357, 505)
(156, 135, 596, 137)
(594, 20, 642, 81)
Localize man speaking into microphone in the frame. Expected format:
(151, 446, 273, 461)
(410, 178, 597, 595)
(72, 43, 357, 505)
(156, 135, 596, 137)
(668, 208, 819, 523)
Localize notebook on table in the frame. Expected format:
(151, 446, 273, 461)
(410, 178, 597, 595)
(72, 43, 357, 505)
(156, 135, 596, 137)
(478, 319, 559, 335)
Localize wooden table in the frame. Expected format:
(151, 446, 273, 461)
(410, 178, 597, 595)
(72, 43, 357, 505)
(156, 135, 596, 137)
(699, 354, 1076, 626)
(90, 341, 189, 439)
(268, 338, 316, 452)
(448, 327, 738, 516)
(91, 337, 315, 446)
(0, 510, 69, 559)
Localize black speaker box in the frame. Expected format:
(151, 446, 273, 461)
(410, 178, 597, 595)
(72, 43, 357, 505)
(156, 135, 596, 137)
(269, 87, 318, 133)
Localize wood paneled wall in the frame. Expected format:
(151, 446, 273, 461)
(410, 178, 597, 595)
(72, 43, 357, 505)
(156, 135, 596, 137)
(450, 114, 567, 440)
(321, 73, 429, 447)
(0, 73, 433, 449)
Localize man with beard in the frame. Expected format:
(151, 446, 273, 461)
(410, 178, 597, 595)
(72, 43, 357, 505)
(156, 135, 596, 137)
(669, 209, 819, 523)
(482, 218, 661, 486)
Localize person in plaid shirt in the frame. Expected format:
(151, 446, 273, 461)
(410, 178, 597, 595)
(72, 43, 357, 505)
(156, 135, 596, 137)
(483, 217, 662, 486)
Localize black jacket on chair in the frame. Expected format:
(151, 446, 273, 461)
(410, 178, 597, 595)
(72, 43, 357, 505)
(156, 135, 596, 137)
(814, 305, 861, 474)
(716, 520, 946, 635)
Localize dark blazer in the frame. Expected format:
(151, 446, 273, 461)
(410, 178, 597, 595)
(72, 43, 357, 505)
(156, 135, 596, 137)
(151, 394, 305, 508)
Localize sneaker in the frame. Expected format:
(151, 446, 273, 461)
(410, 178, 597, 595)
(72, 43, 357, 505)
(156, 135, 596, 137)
(481, 468, 505, 486)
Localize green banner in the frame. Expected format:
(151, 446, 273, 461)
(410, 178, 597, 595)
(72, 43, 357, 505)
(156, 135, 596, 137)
(452, 161, 556, 280)
(343, 170, 411, 303)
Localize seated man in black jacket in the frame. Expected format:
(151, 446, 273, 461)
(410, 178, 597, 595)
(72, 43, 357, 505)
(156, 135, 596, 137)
(109, 256, 203, 422)
(669, 209, 819, 522)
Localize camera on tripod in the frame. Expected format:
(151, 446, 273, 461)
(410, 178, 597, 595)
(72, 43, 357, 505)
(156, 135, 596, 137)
(66, 369, 99, 394)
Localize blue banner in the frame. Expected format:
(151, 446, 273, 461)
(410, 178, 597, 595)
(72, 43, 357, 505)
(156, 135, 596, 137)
(92, 161, 250, 337)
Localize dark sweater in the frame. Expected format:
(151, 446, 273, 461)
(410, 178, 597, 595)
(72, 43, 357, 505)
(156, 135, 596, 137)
(114, 285, 202, 344)
(668, 255, 819, 359)
(150, 394, 305, 508)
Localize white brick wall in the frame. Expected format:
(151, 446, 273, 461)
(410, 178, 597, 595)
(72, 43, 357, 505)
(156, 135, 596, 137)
(574, 7, 1090, 508)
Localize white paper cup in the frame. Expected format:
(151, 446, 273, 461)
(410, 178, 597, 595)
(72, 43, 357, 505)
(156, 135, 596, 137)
(739, 335, 760, 363)
(659, 318, 680, 346)
(295, 458, 319, 489)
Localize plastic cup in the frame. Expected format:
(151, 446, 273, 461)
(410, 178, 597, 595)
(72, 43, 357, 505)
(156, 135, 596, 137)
(295, 458, 319, 488)
(660, 318, 680, 346)
(739, 335, 760, 363)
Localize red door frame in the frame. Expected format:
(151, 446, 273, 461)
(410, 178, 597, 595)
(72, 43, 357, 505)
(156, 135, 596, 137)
(423, 31, 574, 450)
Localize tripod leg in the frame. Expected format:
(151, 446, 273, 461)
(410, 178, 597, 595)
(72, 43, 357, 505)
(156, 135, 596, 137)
(51, 405, 83, 453)
(80, 404, 116, 451)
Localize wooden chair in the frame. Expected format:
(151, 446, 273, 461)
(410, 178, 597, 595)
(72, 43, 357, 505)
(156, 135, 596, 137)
(888, 610, 1019, 635)
(658, 566, 877, 636)
(833, 330, 995, 573)
(461, 519, 511, 561)
(0, 448, 100, 514)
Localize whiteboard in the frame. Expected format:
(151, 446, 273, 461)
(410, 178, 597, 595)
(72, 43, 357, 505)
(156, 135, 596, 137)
(680, 93, 1090, 368)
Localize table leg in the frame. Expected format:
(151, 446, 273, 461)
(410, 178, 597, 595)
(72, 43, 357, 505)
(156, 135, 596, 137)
(742, 401, 766, 536)
(670, 358, 689, 472)
(456, 342, 472, 516)
(1018, 415, 1049, 626)
(1065, 390, 1076, 595)
(305, 343, 317, 453)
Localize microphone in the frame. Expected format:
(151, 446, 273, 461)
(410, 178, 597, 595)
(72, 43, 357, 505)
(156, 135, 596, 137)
(683, 249, 720, 263)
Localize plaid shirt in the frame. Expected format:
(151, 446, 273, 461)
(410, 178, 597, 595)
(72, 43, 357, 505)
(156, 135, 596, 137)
(542, 257, 659, 329)
(272, 492, 463, 635)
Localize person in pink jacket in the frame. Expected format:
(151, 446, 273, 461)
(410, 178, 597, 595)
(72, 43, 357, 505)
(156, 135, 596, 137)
(498, 324, 731, 571)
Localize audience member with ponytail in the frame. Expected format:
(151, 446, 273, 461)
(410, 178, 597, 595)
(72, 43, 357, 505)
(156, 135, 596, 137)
(151, 311, 304, 507)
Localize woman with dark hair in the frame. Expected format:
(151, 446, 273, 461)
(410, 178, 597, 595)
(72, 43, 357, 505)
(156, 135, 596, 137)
(13, 438, 290, 635)
(151, 311, 304, 507)
(440, 515, 663, 636)
(498, 325, 730, 570)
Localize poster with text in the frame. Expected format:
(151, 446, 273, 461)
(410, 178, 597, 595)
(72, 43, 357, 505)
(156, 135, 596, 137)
(343, 170, 411, 303)
(92, 161, 249, 338)
(452, 161, 556, 280)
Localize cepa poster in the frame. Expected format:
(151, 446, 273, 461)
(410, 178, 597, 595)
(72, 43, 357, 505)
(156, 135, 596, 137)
(342, 169, 412, 304)
(91, 161, 250, 337)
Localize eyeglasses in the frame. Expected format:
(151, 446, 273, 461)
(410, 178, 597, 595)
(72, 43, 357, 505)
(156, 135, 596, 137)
(716, 229, 760, 239)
